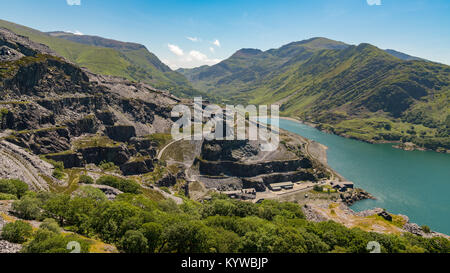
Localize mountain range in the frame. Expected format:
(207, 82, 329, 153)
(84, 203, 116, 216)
(0, 19, 448, 151)
(0, 19, 202, 98)
(0, 19, 449, 254)
(178, 38, 450, 151)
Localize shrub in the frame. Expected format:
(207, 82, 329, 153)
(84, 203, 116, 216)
(22, 229, 90, 253)
(421, 225, 431, 234)
(50, 161, 65, 179)
(99, 161, 116, 171)
(52, 169, 65, 180)
(79, 175, 94, 184)
(40, 218, 60, 233)
(313, 185, 323, 192)
(1, 220, 33, 243)
(96, 175, 141, 194)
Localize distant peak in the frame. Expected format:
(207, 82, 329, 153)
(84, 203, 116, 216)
(47, 31, 146, 51)
(283, 37, 349, 51)
(233, 48, 263, 57)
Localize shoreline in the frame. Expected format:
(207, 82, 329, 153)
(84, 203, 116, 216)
(279, 117, 449, 238)
(279, 116, 450, 154)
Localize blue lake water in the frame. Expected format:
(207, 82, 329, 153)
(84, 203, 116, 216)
(264, 118, 450, 234)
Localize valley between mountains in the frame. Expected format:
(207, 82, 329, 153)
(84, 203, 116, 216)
(0, 19, 449, 253)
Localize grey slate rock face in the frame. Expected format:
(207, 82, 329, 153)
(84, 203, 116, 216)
(0, 45, 24, 61)
(105, 125, 136, 142)
(156, 173, 177, 187)
(120, 159, 154, 176)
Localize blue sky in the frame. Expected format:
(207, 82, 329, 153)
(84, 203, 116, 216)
(1, 0, 449, 68)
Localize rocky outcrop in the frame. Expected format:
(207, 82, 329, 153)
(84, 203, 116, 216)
(95, 111, 117, 126)
(7, 127, 71, 155)
(0, 240, 22, 253)
(65, 115, 99, 137)
(201, 140, 259, 161)
(4, 57, 92, 98)
(0, 45, 24, 62)
(0, 27, 56, 57)
(340, 188, 375, 206)
(3, 103, 55, 131)
(129, 137, 157, 157)
(242, 178, 266, 192)
(197, 158, 312, 178)
(120, 159, 154, 176)
(78, 145, 130, 166)
(105, 125, 136, 142)
(156, 173, 177, 187)
(46, 152, 84, 168)
(78, 184, 123, 200)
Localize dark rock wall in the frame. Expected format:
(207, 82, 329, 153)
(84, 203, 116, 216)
(198, 158, 312, 177)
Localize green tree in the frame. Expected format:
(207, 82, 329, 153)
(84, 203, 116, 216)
(1, 220, 33, 243)
(140, 222, 163, 253)
(90, 201, 141, 243)
(161, 221, 209, 253)
(43, 194, 71, 226)
(12, 196, 42, 220)
(0, 179, 28, 198)
(121, 230, 148, 253)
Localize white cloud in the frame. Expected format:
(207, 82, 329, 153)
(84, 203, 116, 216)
(213, 39, 221, 47)
(209, 47, 215, 53)
(67, 0, 81, 6)
(168, 44, 184, 56)
(66, 30, 83, 35)
(186, 37, 199, 42)
(164, 48, 222, 69)
(188, 50, 208, 61)
(367, 0, 381, 6)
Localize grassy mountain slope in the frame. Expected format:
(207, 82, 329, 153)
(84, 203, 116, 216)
(179, 38, 450, 151)
(0, 19, 201, 98)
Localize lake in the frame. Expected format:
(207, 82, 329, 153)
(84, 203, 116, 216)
(265, 118, 450, 234)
